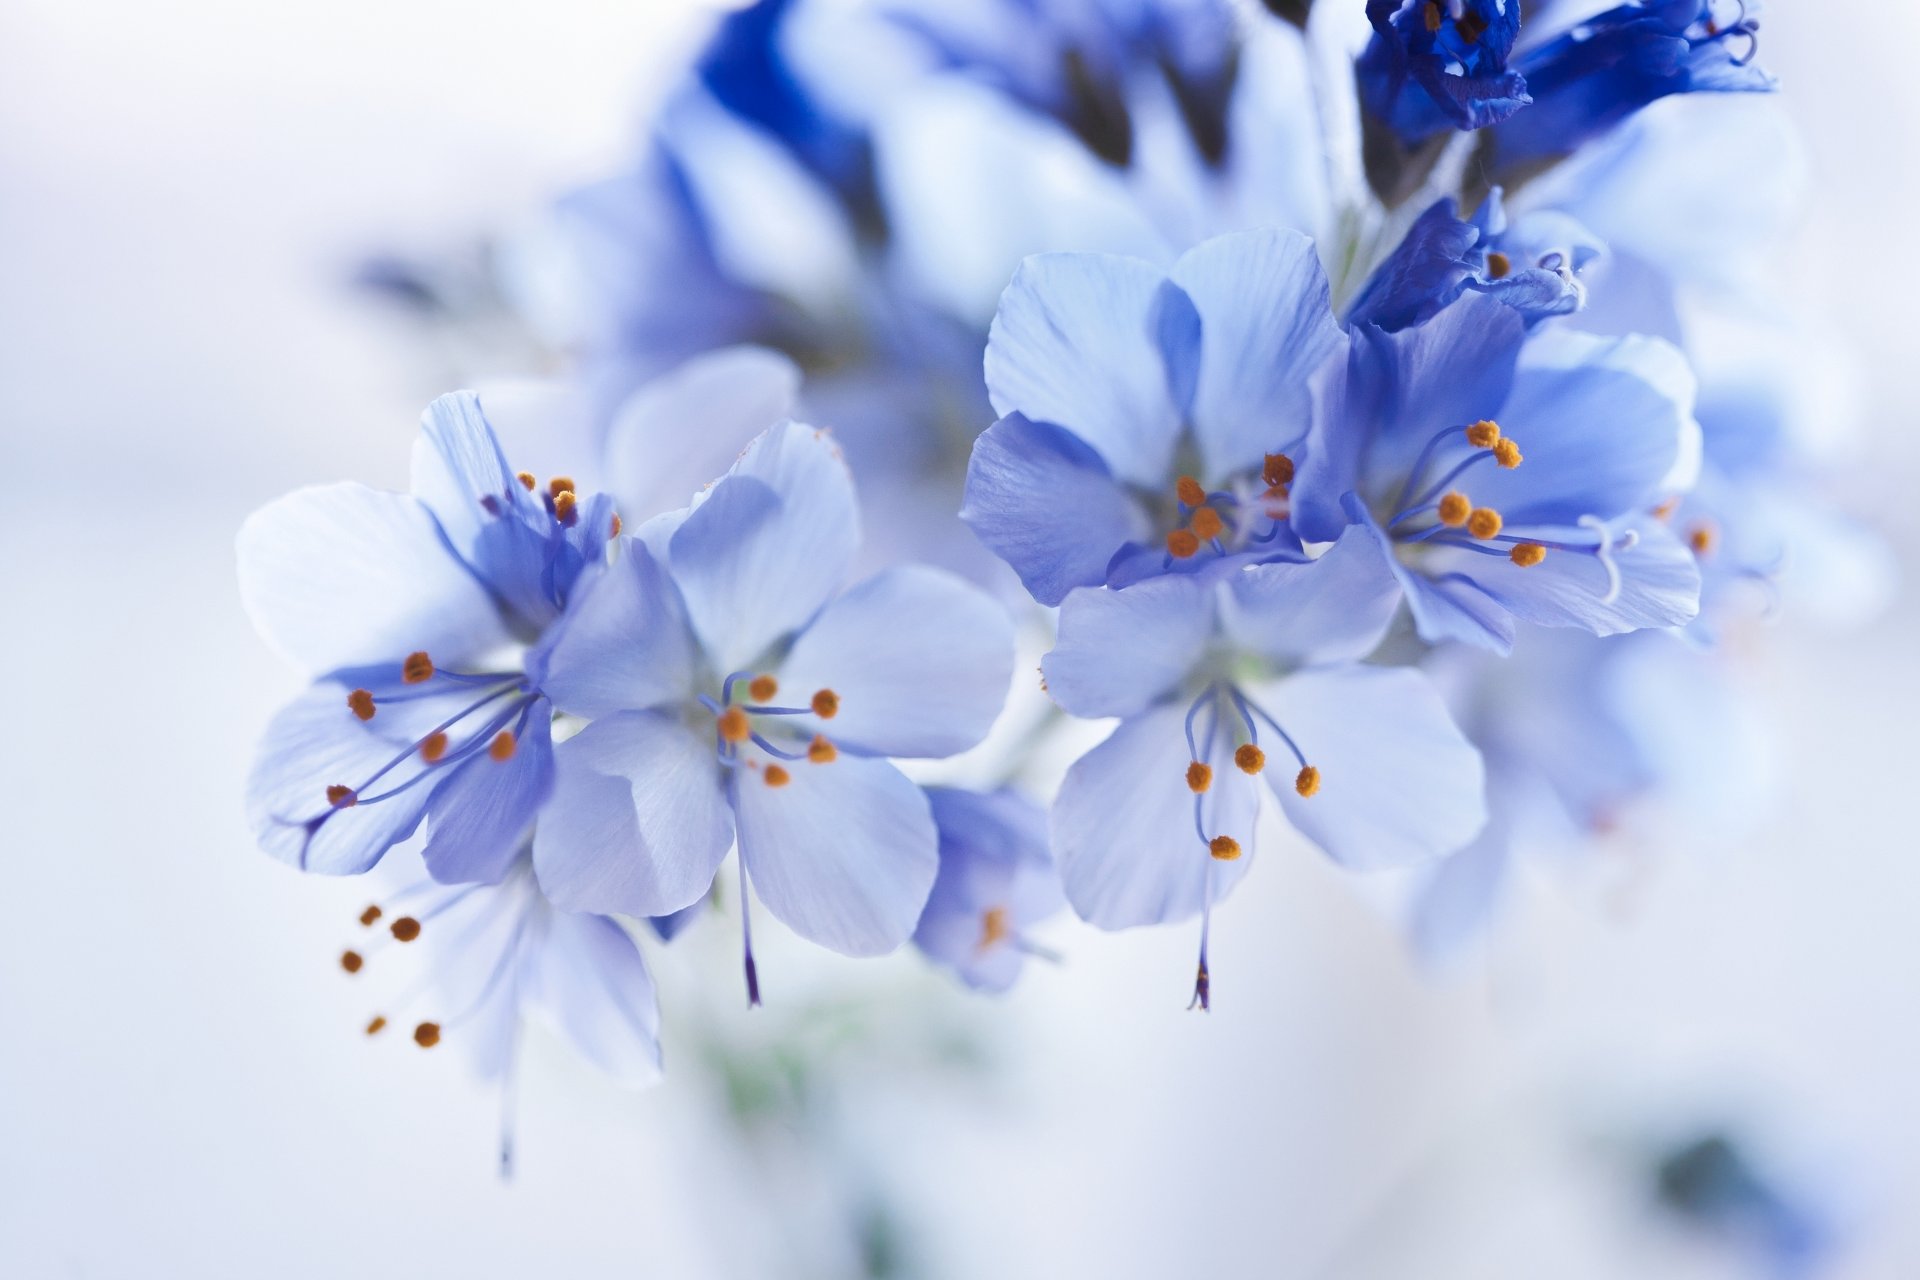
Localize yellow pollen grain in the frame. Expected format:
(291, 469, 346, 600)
(718, 705, 751, 743)
(1467, 507, 1504, 540)
(326, 784, 356, 808)
(1209, 835, 1242, 861)
(807, 735, 837, 764)
(1263, 453, 1295, 490)
(420, 732, 449, 763)
(389, 916, 421, 943)
(764, 764, 791, 788)
(402, 651, 434, 684)
(1295, 765, 1321, 798)
(1166, 528, 1201, 559)
(1493, 438, 1523, 469)
(980, 905, 1011, 949)
(1689, 522, 1717, 556)
(553, 490, 578, 526)
(1234, 744, 1265, 774)
(1437, 492, 1471, 526)
(413, 1021, 440, 1048)
(1466, 420, 1501, 449)
(489, 731, 517, 762)
(547, 476, 575, 498)
(515, 472, 536, 491)
(811, 688, 840, 719)
(1189, 506, 1224, 542)
(1510, 542, 1547, 568)
(1485, 251, 1512, 281)
(1175, 475, 1207, 507)
(340, 950, 363, 974)
(365, 1015, 387, 1036)
(347, 688, 376, 721)
(359, 905, 383, 927)
(1186, 761, 1213, 793)
(748, 674, 779, 702)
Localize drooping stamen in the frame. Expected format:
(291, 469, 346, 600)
(1186, 761, 1213, 793)
(359, 904, 382, 927)
(1465, 420, 1500, 449)
(717, 705, 751, 744)
(1209, 835, 1242, 861)
(1492, 438, 1523, 469)
(1467, 507, 1503, 540)
(811, 688, 839, 719)
(326, 785, 357, 808)
(1166, 529, 1201, 559)
(1190, 506, 1225, 542)
(1295, 766, 1321, 798)
(1436, 492, 1471, 527)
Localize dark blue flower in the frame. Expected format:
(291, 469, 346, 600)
(1491, 0, 1775, 176)
(1357, 0, 1532, 144)
(1346, 189, 1603, 331)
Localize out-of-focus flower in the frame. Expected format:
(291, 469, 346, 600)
(530, 423, 1014, 989)
(912, 787, 1065, 993)
(961, 228, 1341, 603)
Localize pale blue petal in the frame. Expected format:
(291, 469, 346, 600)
(666, 421, 859, 672)
(602, 345, 801, 519)
(1468, 330, 1698, 526)
(534, 542, 696, 717)
(532, 711, 734, 919)
(524, 909, 663, 1086)
(914, 787, 1061, 994)
(1052, 702, 1260, 930)
(984, 252, 1190, 487)
(734, 755, 938, 957)
(420, 704, 555, 886)
(1169, 227, 1343, 477)
(1042, 578, 1211, 720)
(1252, 666, 1487, 871)
(1441, 516, 1702, 635)
(1220, 526, 1400, 667)
(236, 484, 510, 674)
(960, 413, 1150, 606)
(774, 566, 1013, 758)
(1347, 497, 1515, 653)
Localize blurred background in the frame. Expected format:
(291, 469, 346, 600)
(1, 1, 1914, 1275)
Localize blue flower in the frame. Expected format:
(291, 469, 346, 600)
(530, 422, 1015, 986)
(1356, 0, 1532, 144)
(1346, 189, 1603, 331)
(240, 392, 619, 880)
(962, 228, 1343, 604)
(912, 788, 1065, 993)
(1296, 292, 1704, 654)
(1490, 0, 1775, 177)
(1041, 529, 1487, 1006)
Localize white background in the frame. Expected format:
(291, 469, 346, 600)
(2, 2, 1915, 1276)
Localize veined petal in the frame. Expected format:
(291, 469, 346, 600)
(1169, 228, 1342, 477)
(775, 566, 1013, 758)
(535, 541, 696, 717)
(524, 910, 663, 1087)
(1446, 516, 1702, 636)
(960, 413, 1150, 606)
(236, 484, 511, 674)
(1468, 330, 1698, 526)
(1043, 578, 1211, 720)
(666, 422, 859, 673)
(532, 711, 734, 919)
(984, 252, 1191, 487)
(1052, 702, 1260, 930)
(1348, 497, 1516, 654)
(1251, 666, 1486, 872)
(1220, 526, 1400, 667)
(420, 704, 555, 886)
(733, 755, 938, 957)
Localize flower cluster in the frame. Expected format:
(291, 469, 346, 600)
(246, 0, 1880, 1106)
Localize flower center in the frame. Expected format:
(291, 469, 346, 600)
(1160, 455, 1294, 565)
(700, 672, 843, 787)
